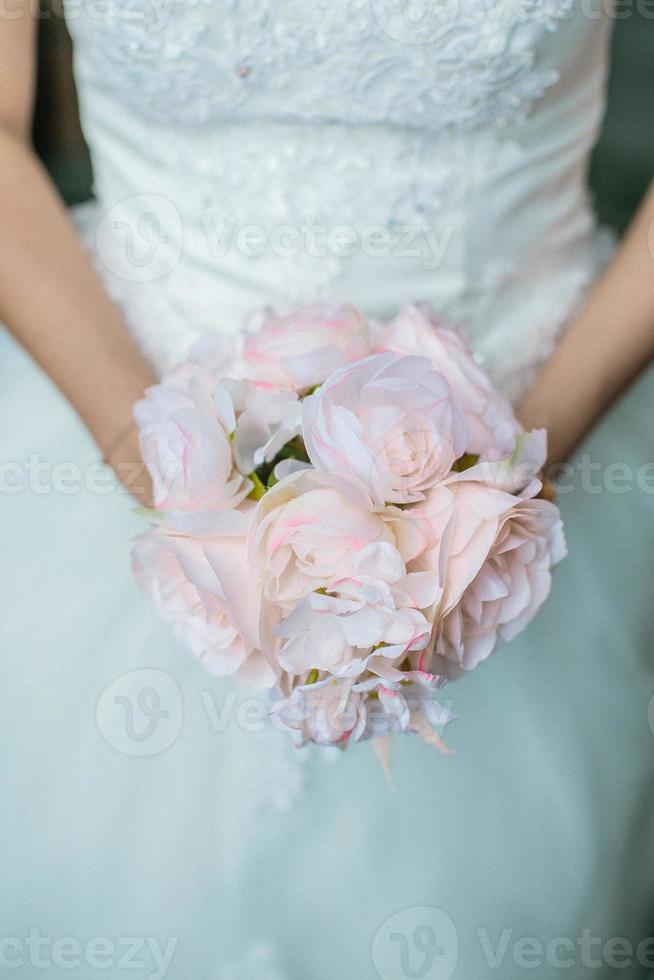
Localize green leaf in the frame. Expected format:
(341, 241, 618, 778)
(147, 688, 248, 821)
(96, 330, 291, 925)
(247, 472, 267, 501)
(252, 436, 310, 488)
(452, 453, 480, 473)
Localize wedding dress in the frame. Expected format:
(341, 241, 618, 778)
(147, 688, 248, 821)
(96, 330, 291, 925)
(2, 3, 654, 978)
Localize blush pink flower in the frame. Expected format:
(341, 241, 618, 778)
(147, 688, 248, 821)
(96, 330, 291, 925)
(383, 483, 455, 575)
(302, 352, 468, 509)
(224, 378, 303, 476)
(430, 482, 566, 673)
(272, 669, 453, 747)
(271, 542, 437, 678)
(382, 304, 521, 460)
(272, 676, 368, 746)
(132, 528, 274, 687)
(131, 302, 567, 747)
(134, 378, 250, 513)
(446, 428, 548, 496)
(249, 469, 394, 607)
(165, 333, 246, 391)
(354, 671, 454, 741)
(243, 302, 373, 391)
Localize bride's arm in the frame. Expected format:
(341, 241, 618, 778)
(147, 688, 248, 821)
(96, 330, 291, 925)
(0, 5, 154, 502)
(519, 181, 654, 467)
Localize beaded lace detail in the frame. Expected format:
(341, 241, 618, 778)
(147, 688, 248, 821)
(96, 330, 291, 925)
(68, 0, 612, 403)
(68, 0, 573, 130)
(185, 124, 465, 295)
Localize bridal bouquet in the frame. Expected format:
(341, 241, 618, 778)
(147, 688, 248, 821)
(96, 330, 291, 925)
(132, 303, 565, 748)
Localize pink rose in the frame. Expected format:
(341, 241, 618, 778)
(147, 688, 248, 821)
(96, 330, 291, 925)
(249, 469, 393, 607)
(272, 669, 453, 746)
(354, 671, 454, 741)
(132, 528, 274, 687)
(272, 676, 367, 746)
(271, 542, 436, 678)
(134, 378, 251, 512)
(431, 482, 566, 672)
(302, 352, 468, 508)
(243, 303, 372, 391)
(382, 305, 521, 459)
(446, 428, 548, 495)
(165, 333, 246, 391)
(383, 483, 455, 575)
(224, 379, 303, 476)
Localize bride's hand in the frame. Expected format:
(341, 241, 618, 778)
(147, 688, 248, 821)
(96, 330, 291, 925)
(103, 421, 153, 509)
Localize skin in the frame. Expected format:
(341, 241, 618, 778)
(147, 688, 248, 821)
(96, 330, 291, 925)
(0, 3, 153, 505)
(518, 182, 654, 466)
(1, 5, 652, 501)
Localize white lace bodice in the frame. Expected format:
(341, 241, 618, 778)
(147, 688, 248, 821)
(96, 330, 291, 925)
(68, 0, 575, 129)
(66, 0, 614, 398)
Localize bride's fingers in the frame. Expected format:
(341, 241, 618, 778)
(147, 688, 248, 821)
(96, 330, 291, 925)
(104, 425, 153, 508)
(539, 475, 557, 503)
(112, 457, 153, 509)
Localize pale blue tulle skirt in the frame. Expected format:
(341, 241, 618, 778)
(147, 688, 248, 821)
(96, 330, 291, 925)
(1, 326, 654, 980)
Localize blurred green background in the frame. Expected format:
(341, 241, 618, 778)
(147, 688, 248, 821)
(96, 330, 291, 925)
(33, 10, 653, 231)
(589, 11, 654, 231)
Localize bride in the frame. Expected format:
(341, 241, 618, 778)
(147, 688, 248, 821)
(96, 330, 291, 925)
(2, 2, 654, 977)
